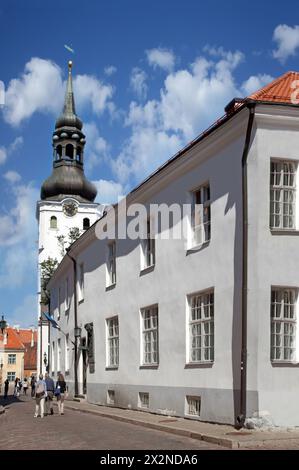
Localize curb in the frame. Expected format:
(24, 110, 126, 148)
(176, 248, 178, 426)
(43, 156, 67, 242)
(62, 402, 237, 449)
(0, 406, 5, 415)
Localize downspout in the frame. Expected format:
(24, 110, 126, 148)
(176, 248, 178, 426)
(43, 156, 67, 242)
(237, 102, 256, 427)
(48, 298, 51, 373)
(66, 248, 79, 397)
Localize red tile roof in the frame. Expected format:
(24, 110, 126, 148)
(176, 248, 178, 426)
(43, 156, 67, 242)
(249, 71, 299, 104)
(0, 328, 25, 350)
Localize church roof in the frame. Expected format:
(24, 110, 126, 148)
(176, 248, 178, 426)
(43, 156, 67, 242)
(249, 71, 299, 104)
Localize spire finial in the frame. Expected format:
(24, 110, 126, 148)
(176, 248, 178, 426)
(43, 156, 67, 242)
(68, 60, 73, 73)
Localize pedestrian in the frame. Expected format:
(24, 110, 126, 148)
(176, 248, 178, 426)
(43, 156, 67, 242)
(4, 378, 9, 398)
(34, 374, 47, 418)
(55, 373, 67, 415)
(44, 372, 55, 416)
(23, 378, 28, 395)
(14, 378, 20, 397)
(31, 375, 36, 397)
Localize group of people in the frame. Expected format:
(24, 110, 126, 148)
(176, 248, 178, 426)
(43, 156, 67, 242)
(34, 372, 67, 418)
(2, 372, 67, 419)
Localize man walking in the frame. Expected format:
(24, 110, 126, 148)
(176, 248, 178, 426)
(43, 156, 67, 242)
(4, 378, 9, 398)
(45, 372, 55, 416)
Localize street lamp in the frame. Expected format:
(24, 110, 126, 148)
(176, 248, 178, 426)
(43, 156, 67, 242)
(74, 326, 81, 338)
(0, 314, 7, 334)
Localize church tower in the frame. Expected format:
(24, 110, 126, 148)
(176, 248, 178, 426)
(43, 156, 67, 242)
(36, 61, 102, 374)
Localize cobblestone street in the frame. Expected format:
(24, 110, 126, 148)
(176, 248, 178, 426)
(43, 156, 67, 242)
(0, 396, 224, 450)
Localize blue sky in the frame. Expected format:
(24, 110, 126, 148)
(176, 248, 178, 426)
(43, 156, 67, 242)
(1, 0, 299, 327)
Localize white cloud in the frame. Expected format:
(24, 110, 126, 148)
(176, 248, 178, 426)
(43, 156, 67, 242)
(241, 74, 274, 96)
(3, 57, 115, 126)
(104, 65, 117, 76)
(0, 147, 7, 164)
(84, 121, 109, 171)
(0, 182, 39, 290)
(146, 48, 175, 72)
(93, 179, 124, 205)
(3, 170, 21, 183)
(0, 136, 23, 165)
(273, 24, 299, 63)
(9, 294, 37, 328)
(130, 68, 148, 100)
(73, 74, 114, 114)
(112, 48, 249, 186)
(4, 58, 64, 126)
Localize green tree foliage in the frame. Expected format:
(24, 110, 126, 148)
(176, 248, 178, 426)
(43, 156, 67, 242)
(40, 257, 58, 306)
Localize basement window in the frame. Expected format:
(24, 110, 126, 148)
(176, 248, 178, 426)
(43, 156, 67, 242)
(186, 396, 201, 417)
(138, 392, 149, 409)
(107, 390, 115, 405)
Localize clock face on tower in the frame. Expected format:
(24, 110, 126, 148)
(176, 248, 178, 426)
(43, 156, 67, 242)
(62, 201, 78, 217)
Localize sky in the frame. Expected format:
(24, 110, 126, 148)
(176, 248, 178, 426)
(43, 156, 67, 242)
(1, 0, 299, 327)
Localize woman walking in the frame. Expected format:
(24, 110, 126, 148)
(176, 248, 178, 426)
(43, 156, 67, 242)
(55, 373, 67, 415)
(34, 374, 47, 418)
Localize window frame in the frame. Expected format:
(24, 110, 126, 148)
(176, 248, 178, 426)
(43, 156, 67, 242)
(189, 182, 211, 250)
(270, 287, 298, 363)
(270, 159, 297, 231)
(8, 353, 16, 365)
(106, 241, 116, 287)
(141, 217, 155, 271)
(50, 216, 58, 230)
(187, 289, 215, 364)
(7, 372, 16, 382)
(106, 316, 119, 368)
(140, 305, 159, 366)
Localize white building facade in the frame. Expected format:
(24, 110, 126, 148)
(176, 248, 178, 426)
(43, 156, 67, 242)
(47, 72, 299, 426)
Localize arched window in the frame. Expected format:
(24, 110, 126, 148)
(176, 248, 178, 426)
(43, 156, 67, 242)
(76, 147, 82, 163)
(83, 218, 90, 230)
(65, 144, 74, 159)
(56, 145, 62, 160)
(50, 216, 57, 229)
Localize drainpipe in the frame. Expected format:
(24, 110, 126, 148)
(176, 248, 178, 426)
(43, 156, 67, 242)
(66, 248, 79, 397)
(237, 102, 256, 427)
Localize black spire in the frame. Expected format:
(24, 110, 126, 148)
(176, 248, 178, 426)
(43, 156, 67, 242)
(41, 61, 97, 203)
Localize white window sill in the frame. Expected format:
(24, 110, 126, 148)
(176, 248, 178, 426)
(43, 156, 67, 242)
(140, 364, 159, 369)
(271, 360, 299, 366)
(186, 241, 210, 255)
(185, 361, 214, 368)
(105, 366, 119, 371)
(270, 229, 299, 235)
(140, 265, 155, 276)
(106, 283, 116, 291)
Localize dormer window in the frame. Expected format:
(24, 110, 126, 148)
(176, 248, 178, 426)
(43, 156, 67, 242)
(50, 216, 57, 229)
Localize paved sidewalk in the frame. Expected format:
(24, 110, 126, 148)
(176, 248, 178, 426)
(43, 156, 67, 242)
(61, 399, 299, 449)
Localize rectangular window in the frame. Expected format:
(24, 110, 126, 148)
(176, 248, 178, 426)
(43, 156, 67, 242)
(58, 286, 61, 320)
(107, 390, 115, 405)
(188, 290, 214, 363)
(107, 241, 116, 286)
(138, 392, 149, 409)
(57, 338, 61, 372)
(270, 160, 297, 229)
(271, 288, 297, 361)
(190, 183, 211, 247)
(7, 372, 16, 382)
(186, 396, 201, 416)
(65, 334, 69, 372)
(52, 341, 55, 372)
(8, 354, 16, 365)
(141, 306, 159, 365)
(65, 277, 70, 312)
(78, 263, 84, 301)
(106, 317, 119, 367)
(142, 218, 155, 269)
